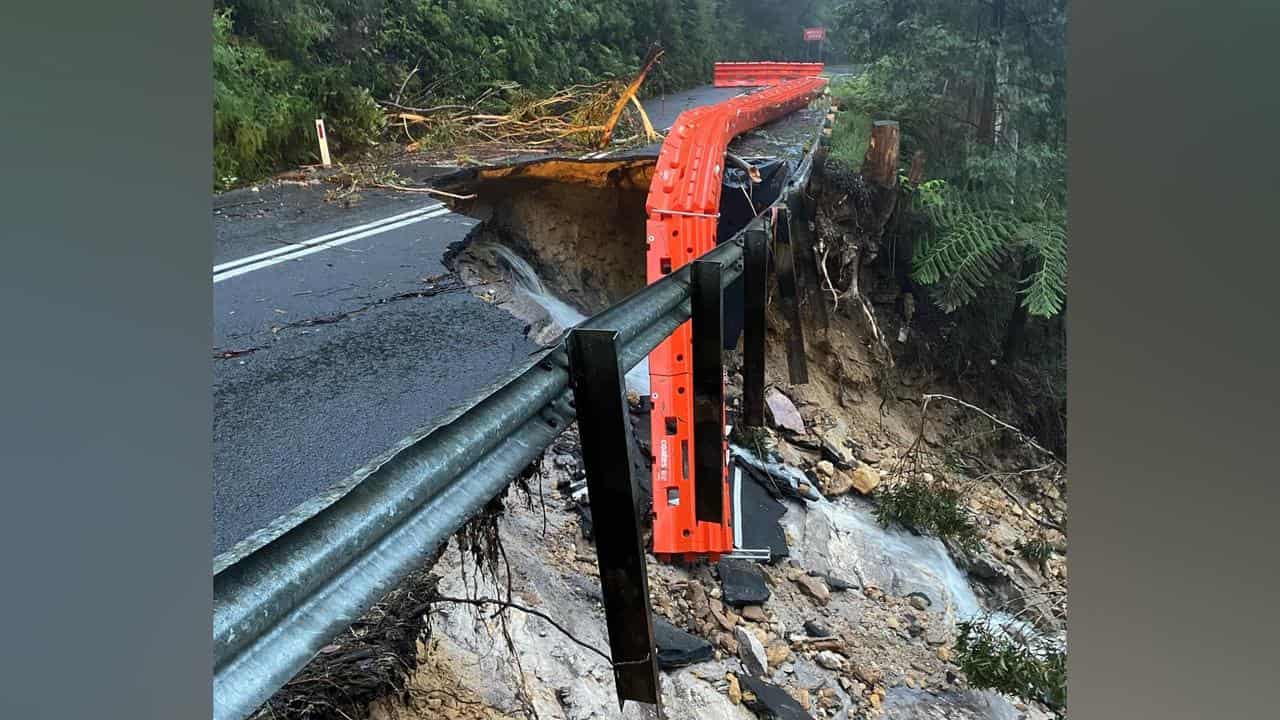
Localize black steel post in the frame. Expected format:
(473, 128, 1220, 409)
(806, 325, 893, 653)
(741, 226, 768, 427)
(565, 328, 662, 710)
(690, 260, 726, 524)
(792, 192, 830, 331)
(773, 212, 810, 385)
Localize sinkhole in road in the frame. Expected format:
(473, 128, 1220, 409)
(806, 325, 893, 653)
(436, 154, 789, 392)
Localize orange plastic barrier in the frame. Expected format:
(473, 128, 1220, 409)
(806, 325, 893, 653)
(645, 76, 827, 563)
(713, 62, 824, 87)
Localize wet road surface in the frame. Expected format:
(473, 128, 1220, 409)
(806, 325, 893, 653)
(211, 82, 816, 557)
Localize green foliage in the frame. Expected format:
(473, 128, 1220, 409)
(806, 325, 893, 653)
(213, 1, 845, 185)
(955, 617, 1067, 715)
(827, 0, 1067, 452)
(213, 8, 315, 188)
(873, 476, 981, 552)
(912, 183, 1066, 317)
(213, 8, 384, 189)
(825, 77, 871, 169)
(1016, 537, 1056, 564)
(830, 0, 1068, 318)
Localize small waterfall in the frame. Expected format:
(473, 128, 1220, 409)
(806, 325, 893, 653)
(479, 242, 650, 395)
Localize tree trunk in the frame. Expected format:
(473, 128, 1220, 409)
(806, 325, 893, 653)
(908, 150, 926, 184)
(1002, 253, 1035, 363)
(861, 120, 900, 188)
(1002, 297, 1029, 363)
(976, 0, 1005, 145)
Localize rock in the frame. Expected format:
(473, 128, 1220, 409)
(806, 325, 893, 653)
(717, 631, 739, 655)
(711, 605, 737, 632)
(794, 575, 831, 605)
(687, 580, 711, 619)
(738, 674, 814, 720)
(907, 592, 932, 610)
(795, 637, 844, 653)
(818, 469, 854, 497)
(936, 646, 952, 662)
(818, 572, 856, 591)
(765, 388, 806, 434)
(736, 626, 769, 676)
(719, 558, 771, 607)
(653, 616, 714, 669)
(851, 663, 884, 686)
(815, 460, 835, 478)
(850, 466, 880, 495)
(882, 688, 1041, 720)
(819, 438, 856, 469)
(786, 687, 811, 709)
(741, 605, 768, 623)
(815, 650, 847, 671)
(782, 500, 982, 638)
(803, 620, 834, 638)
(726, 672, 742, 705)
(861, 446, 881, 464)
(766, 643, 792, 667)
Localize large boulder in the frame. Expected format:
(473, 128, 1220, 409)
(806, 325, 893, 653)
(765, 388, 806, 434)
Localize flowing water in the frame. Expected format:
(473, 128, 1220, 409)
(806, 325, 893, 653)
(486, 241, 1055, 650)
(480, 242, 650, 395)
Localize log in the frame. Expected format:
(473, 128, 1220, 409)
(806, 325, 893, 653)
(861, 120, 900, 188)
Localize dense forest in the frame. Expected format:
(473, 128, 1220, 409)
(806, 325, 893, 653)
(826, 0, 1067, 457)
(213, 0, 839, 186)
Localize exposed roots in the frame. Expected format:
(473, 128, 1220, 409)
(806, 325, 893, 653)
(251, 548, 446, 720)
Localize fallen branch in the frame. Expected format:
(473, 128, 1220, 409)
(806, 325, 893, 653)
(988, 474, 1065, 532)
(922, 393, 1062, 463)
(370, 183, 476, 200)
(598, 45, 664, 148)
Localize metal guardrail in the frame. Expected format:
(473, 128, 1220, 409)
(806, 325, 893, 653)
(213, 95, 831, 720)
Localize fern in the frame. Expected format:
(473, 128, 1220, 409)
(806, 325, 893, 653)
(910, 186, 1067, 318)
(1017, 218, 1067, 317)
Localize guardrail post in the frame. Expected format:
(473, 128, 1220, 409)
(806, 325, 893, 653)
(773, 213, 810, 385)
(791, 191, 830, 331)
(565, 328, 662, 710)
(741, 226, 769, 427)
(690, 260, 726, 524)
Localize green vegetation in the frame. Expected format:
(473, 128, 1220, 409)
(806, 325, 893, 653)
(1016, 536, 1056, 565)
(825, 78, 870, 169)
(213, 1, 843, 188)
(955, 617, 1067, 716)
(873, 476, 981, 553)
(829, 0, 1067, 454)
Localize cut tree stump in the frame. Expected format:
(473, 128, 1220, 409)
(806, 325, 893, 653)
(861, 120, 900, 188)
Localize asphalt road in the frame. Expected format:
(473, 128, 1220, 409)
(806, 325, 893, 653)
(211, 84, 759, 557)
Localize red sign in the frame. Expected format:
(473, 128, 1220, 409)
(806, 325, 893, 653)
(803, 27, 826, 42)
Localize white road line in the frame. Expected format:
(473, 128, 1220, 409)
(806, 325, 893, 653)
(213, 207, 452, 283)
(213, 203, 445, 274)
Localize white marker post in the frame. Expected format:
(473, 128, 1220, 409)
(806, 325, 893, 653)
(315, 118, 332, 167)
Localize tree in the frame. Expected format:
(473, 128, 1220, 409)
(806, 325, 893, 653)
(832, 0, 1066, 361)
